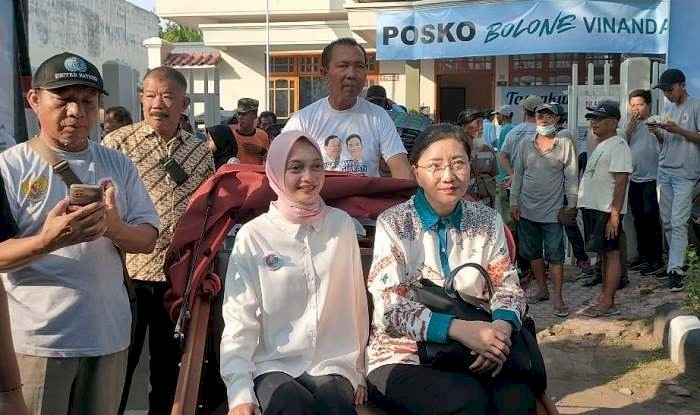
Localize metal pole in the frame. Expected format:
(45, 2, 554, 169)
(265, 0, 270, 110)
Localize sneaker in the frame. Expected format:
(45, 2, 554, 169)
(640, 262, 666, 276)
(629, 260, 647, 271)
(654, 271, 668, 280)
(668, 271, 684, 292)
(582, 275, 602, 287)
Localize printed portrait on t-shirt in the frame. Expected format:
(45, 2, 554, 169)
(322, 133, 368, 174)
(324, 135, 341, 164)
(346, 135, 363, 162)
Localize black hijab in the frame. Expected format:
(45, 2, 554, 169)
(206, 124, 238, 169)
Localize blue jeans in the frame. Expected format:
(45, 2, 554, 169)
(658, 170, 696, 273)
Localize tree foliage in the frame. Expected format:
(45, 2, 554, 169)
(159, 20, 203, 43)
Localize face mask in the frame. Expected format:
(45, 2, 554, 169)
(536, 124, 557, 136)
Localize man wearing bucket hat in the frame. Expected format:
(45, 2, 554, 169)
(649, 69, 700, 291)
(0, 52, 159, 414)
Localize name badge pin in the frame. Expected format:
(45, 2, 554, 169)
(264, 252, 283, 271)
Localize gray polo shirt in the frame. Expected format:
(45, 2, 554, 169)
(622, 119, 659, 183)
(509, 134, 578, 223)
(659, 96, 700, 180)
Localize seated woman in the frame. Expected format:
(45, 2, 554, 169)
(220, 130, 369, 415)
(206, 124, 240, 168)
(366, 123, 534, 415)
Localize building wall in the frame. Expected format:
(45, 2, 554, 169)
(29, 0, 158, 77)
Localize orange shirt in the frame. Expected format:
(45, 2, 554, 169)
(233, 128, 271, 165)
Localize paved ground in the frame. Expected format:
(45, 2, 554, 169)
(528, 264, 698, 414)
(127, 264, 697, 415)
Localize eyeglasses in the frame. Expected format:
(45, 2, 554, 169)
(416, 159, 469, 179)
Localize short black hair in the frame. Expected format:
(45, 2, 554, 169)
(259, 111, 277, 124)
(324, 135, 340, 146)
(346, 134, 362, 145)
(105, 106, 132, 125)
(628, 89, 652, 105)
(321, 38, 367, 69)
(524, 109, 536, 118)
(143, 66, 188, 92)
(410, 123, 471, 165)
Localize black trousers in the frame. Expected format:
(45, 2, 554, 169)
(118, 281, 182, 415)
(368, 364, 535, 415)
(254, 372, 356, 415)
(628, 180, 663, 265)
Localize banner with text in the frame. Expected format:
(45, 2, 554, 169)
(377, 0, 669, 60)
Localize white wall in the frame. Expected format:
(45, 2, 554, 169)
(218, 47, 266, 111)
(28, 0, 158, 79)
(379, 60, 406, 107)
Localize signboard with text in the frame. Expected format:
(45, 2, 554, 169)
(377, 0, 669, 60)
(497, 86, 568, 124)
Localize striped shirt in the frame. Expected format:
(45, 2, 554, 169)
(103, 121, 214, 282)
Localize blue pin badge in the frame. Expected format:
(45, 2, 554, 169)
(263, 252, 283, 271)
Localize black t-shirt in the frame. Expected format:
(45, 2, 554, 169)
(0, 171, 18, 242)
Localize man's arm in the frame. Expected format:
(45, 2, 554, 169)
(606, 172, 630, 240)
(0, 200, 107, 272)
(660, 121, 700, 143)
(499, 151, 514, 177)
(385, 154, 412, 179)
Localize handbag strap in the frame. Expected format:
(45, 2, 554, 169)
(26, 137, 133, 298)
(444, 262, 495, 300)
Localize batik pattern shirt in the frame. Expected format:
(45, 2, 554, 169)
(102, 122, 214, 281)
(366, 195, 525, 373)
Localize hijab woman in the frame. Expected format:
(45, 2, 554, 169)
(220, 130, 369, 415)
(366, 123, 534, 414)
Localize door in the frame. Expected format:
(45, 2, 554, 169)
(439, 87, 466, 123)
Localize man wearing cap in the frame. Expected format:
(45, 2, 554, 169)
(366, 84, 406, 113)
(650, 68, 700, 291)
(510, 103, 578, 317)
(102, 66, 214, 414)
(232, 98, 271, 165)
(457, 109, 498, 206)
(0, 52, 160, 414)
(283, 38, 410, 178)
(578, 101, 632, 317)
(499, 95, 543, 187)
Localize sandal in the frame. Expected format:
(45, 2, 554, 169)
(579, 304, 621, 318)
(581, 275, 602, 287)
(553, 305, 570, 318)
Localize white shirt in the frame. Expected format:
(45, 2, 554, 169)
(220, 204, 369, 408)
(283, 97, 407, 177)
(0, 141, 159, 357)
(578, 135, 633, 213)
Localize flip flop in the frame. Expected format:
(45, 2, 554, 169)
(527, 294, 550, 304)
(580, 304, 621, 318)
(553, 305, 570, 318)
(582, 297, 600, 307)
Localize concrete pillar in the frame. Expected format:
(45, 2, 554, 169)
(619, 57, 651, 115)
(142, 37, 174, 69)
(102, 61, 142, 123)
(419, 59, 436, 118)
(404, 60, 420, 112)
(494, 56, 509, 106)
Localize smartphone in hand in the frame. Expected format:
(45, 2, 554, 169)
(69, 184, 104, 206)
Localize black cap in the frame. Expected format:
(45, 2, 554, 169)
(32, 52, 108, 95)
(584, 100, 621, 120)
(654, 69, 685, 91)
(366, 85, 387, 99)
(456, 108, 482, 125)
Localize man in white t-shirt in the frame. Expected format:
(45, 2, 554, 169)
(578, 101, 632, 318)
(283, 38, 411, 178)
(0, 52, 159, 414)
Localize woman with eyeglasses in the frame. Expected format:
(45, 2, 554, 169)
(365, 123, 534, 414)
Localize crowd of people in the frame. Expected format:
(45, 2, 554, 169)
(0, 35, 698, 415)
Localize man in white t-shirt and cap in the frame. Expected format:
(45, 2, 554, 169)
(578, 100, 632, 318)
(283, 38, 411, 178)
(649, 68, 700, 291)
(0, 52, 160, 413)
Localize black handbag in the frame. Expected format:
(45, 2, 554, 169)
(415, 262, 546, 394)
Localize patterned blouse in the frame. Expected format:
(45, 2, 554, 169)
(366, 191, 525, 374)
